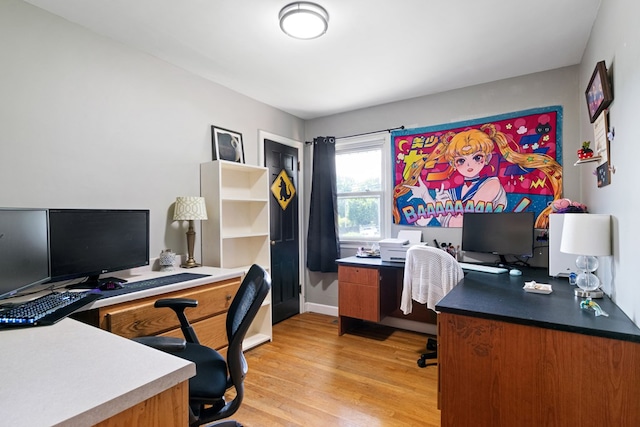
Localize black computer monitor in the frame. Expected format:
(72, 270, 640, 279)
(0, 208, 50, 300)
(461, 211, 535, 263)
(48, 209, 150, 288)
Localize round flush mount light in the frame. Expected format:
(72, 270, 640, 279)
(279, 2, 329, 40)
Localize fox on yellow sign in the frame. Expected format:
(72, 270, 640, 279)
(271, 169, 296, 210)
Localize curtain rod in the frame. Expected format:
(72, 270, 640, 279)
(305, 126, 405, 144)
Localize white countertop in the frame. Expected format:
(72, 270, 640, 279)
(0, 318, 196, 426)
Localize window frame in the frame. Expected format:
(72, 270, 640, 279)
(335, 132, 391, 245)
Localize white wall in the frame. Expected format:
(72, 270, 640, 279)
(578, 0, 640, 324)
(0, 0, 304, 262)
(304, 66, 582, 307)
(306, 0, 640, 329)
(4, 0, 638, 328)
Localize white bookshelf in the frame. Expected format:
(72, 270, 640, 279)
(200, 160, 272, 349)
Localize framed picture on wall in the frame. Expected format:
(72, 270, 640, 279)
(585, 61, 613, 123)
(211, 126, 245, 163)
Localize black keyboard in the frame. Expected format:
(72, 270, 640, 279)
(97, 273, 211, 299)
(0, 291, 101, 327)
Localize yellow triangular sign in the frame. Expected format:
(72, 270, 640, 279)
(270, 169, 296, 210)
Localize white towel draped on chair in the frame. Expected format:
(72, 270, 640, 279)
(401, 245, 464, 314)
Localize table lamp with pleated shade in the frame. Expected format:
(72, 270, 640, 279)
(173, 196, 208, 268)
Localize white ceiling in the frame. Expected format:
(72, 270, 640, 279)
(23, 0, 601, 120)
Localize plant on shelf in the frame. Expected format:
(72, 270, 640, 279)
(577, 141, 594, 160)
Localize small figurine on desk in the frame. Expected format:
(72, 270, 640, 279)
(580, 298, 609, 317)
(159, 249, 176, 272)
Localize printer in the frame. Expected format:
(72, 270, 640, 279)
(379, 230, 423, 262)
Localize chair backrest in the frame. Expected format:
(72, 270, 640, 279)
(225, 264, 271, 400)
(402, 245, 464, 313)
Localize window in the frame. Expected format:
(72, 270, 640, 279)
(335, 133, 390, 242)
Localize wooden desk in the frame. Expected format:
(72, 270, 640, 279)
(0, 267, 251, 425)
(72, 266, 258, 354)
(0, 318, 194, 426)
(336, 257, 437, 335)
(435, 268, 640, 426)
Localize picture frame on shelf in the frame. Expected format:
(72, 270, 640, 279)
(585, 61, 613, 123)
(211, 126, 245, 163)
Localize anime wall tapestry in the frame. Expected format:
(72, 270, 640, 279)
(392, 106, 563, 229)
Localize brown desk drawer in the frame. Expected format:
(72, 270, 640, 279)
(161, 312, 228, 350)
(339, 281, 380, 321)
(102, 278, 240, 338)
(338, 265, 378, 286)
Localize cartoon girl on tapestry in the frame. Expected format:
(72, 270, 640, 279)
(393, 123, 562, 229)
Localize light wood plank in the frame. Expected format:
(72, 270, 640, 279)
(93, 380, 188, 427)
(234, 313, 441, 426)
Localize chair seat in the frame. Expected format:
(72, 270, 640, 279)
(180, 343, 229, 399)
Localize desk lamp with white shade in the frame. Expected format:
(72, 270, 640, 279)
(173, 196, 208, 268)
(560, 213, 611, 298)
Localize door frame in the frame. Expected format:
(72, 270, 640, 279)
(258, 130, 305, 315)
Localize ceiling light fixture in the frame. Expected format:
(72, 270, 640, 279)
(279, 2, 329, 40)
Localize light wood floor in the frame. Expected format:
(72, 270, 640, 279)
(232, 312, 441, 427)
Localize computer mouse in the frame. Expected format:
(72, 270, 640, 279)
(509, 269, 522, 276)
(99, 281, 124, 291)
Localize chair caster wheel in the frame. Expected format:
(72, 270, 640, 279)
(417, 357, 427, 368)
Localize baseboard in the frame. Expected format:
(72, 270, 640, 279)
(303, 303, 436, 335)
(379, 317, 437, 335)
(304, 302, 337, 317)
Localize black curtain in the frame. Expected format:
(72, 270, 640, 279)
(307, 136, 340, 272)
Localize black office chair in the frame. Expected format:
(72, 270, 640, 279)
(401, 245, 464, 368)
(134, 264, 271, 427)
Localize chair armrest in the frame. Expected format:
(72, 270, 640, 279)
(152, 298, 200, 344)
(133, 336, 187, 352)
(154, 298, 198, 309)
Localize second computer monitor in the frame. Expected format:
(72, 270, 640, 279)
(461, 211, 534, 261)
(48, 209, 150, 287)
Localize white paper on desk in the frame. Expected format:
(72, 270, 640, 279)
(397, 230, 422, 244)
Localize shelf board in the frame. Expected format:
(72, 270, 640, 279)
(217, 160, 267, 172)
(221, 196, 269, 202)
(221, 232, 269, 240)
(573, 156, 601, 166)
(243, 333, 272, 351)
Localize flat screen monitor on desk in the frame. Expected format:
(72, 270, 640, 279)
(0, 208, 50, 300)
(461, 211, 534, 264)
(48, 209, 150, 289)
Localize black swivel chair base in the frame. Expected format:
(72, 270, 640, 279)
(201, 421, 242, 427)
(417, 337, 438, 368)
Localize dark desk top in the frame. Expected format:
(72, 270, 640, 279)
(336, 256, 405, 269)
(436, 267, 640, 343)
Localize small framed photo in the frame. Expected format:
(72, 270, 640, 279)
(211, 126, 245, 163)
(585, 61, 613, 123)
(597, 162, 611, 188)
